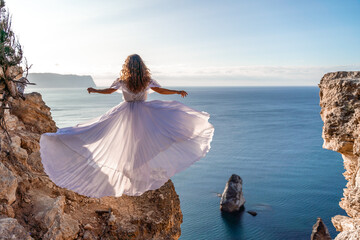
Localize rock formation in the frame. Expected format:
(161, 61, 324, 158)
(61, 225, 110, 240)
(311, 217, 331, 240)
(247, 211, 257, 217)
(0, 92, 182, 239)
(319, 71, 360, 239)
(0, 217, 32, 240)
(220, 174, 245, 212)
(28, 73, 96, 88)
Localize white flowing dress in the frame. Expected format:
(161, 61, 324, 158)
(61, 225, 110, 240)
(40, 79, 214, 198)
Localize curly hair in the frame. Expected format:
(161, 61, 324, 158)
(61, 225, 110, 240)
(120, 54, 151, 93)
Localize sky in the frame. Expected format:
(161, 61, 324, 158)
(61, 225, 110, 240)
(5, 0, 360, 86)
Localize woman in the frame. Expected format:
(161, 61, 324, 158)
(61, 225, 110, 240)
(40, 54, 214, 198)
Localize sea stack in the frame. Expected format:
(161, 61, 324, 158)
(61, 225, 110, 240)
(220, 174, 245, 212)
(310, 217, 331, 240)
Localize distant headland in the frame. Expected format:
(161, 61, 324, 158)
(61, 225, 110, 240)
(28, 73, 96, 88)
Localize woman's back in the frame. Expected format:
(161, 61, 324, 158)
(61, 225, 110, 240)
(110, 79, 161, 102)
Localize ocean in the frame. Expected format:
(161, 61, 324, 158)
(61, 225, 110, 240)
(25, 86, 346, 240)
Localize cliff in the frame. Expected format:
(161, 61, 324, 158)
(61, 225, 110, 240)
(0, 92, 182, 239)
(319, 71, 360, 239)
(28, 73, 96, 88)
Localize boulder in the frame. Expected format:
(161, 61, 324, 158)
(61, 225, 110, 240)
(32, 192, 80, 240)
(10, 135, 28, 162)
(0, 217, 33, 240)
(220, 174, 245, 212)
(0, 162, 18, 204)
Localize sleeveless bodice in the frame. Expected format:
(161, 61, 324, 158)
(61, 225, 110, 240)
(110, 78, 161, 102)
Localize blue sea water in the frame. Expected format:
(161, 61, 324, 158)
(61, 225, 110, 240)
(26, 86, 346, 240)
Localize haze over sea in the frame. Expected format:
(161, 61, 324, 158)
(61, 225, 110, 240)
(26, 86, 346, 240)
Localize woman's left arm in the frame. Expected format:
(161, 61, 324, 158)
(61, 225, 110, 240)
(87, 87, 117, 94)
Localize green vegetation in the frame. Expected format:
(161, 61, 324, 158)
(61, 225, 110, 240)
(0, 0, 23, 68)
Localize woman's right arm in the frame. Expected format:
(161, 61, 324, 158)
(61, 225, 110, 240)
(87, 87, 117, 94)
(151, 87, 188, 98)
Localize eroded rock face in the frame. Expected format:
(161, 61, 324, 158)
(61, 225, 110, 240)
(319, 71, 360, 239)
(0, 92, 183, 239)
(220, 174, 245, 212)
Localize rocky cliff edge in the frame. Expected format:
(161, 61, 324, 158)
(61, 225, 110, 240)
(0, 92, 182, 240)
(319, 71, 360, 239)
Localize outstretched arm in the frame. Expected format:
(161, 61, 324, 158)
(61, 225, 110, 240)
(87, 87, 117, 94)
(151, 87, 188, 98)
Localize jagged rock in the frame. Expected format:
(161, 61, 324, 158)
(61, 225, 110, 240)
(27, 151, 44, 172)
(220, 174, 245, 212)
(0, 162, 18, 204)
(32, 192, 80, 239)
(83, 230, 97, 240)
(18, 131, 41, 153)
(10, 135, 28, 162)
(84, 223, 94, 230)
(43, 214, 79, 240)
(319, 71, 360, 239)
(0, 217, 33, 240)
(1, 205, 15, 218)
(11, 92, 57, 134)
(335, 230, 360, 240)
(3, 113, 24, 131)
(331, 215, 360, 239)
(247, 211, 257, 216)
(311, 217, 331, 240)
(0, 92, 183, 239)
